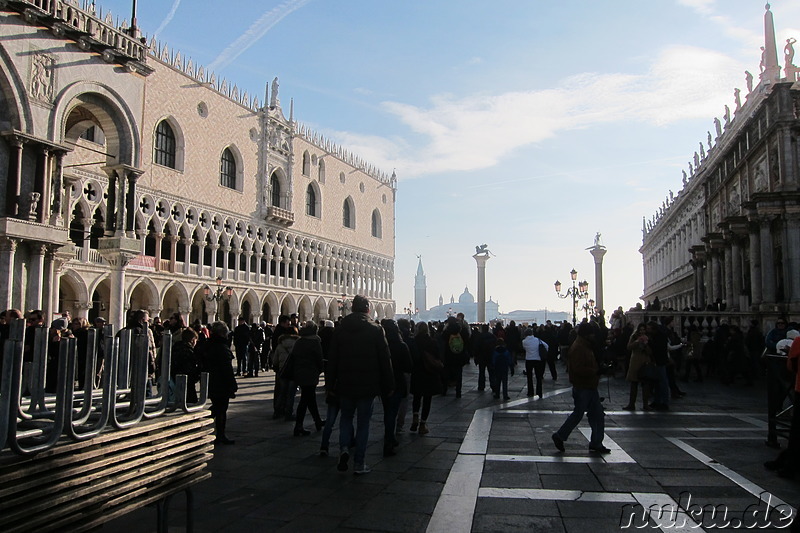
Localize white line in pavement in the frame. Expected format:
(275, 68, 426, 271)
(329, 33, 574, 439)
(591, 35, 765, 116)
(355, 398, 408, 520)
(487, 454, 606, 463)
(502, 410, 765, 416)
(579, 427, 635, 463)
(666, 437, 795, 512)
(731, 414, 768, 428)
(479, 487, 637, 503)
(427, 384, 575, 532)
(632, 492, 705, 532)
(604, 427, 762, 432)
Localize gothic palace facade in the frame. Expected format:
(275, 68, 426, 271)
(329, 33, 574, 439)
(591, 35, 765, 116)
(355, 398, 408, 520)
(0, 0, 397, 328)
(641, 5, 799, 317)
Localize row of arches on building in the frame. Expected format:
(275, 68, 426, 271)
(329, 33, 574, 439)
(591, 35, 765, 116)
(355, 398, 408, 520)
(57, 269, 396, 328)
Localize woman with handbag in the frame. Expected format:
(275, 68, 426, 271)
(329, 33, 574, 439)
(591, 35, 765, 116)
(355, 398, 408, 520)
(623, 324, 653, 411)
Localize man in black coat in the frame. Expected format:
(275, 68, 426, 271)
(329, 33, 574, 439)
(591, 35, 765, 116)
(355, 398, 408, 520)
(203, 321, 238, 444)
(327, 295, 393, 475)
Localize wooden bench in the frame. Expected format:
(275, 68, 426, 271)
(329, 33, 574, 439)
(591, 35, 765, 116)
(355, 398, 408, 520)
(0, 319, 214, 532)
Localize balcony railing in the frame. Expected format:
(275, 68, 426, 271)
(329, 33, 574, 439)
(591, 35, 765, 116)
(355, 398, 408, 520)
(265, 206, 294, 226)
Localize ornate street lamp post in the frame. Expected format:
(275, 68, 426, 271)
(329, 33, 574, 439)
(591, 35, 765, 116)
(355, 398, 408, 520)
(554, 269, 590, 326)
(203, 276, 232, 321)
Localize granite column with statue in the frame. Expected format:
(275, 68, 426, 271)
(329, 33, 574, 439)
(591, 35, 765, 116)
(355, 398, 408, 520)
(587, 234, 607, 315)
(473, 246, 491, 323)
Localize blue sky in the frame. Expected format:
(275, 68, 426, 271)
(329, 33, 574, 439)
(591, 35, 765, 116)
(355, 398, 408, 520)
(96, 0, 800, 317)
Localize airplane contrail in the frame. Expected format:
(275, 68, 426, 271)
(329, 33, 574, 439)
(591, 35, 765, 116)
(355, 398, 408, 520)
(153, 0, 181, 38)
(208, 0, 311, 71)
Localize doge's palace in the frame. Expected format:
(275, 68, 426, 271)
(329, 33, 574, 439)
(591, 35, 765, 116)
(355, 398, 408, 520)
(0, 0, 396, 327)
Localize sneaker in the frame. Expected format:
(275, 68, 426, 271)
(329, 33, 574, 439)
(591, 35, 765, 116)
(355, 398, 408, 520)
(319, 447, 329, 457)
(337, 452, 349, 472)
(552, 433, 565, 452)
(589, 445, 612, 454)
(354, 463, 372, 475)
(215, 436, 235, 445)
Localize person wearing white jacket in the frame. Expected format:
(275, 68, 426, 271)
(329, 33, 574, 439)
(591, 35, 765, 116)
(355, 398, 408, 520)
(522, 329, 548, 398)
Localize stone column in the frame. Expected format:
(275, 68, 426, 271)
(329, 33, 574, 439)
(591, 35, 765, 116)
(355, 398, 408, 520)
(785, 216, 800, 308)
(124, 169, 142, 238)
(98, 236, 142, 329)
(5, 137, 24, 217)
(81, 218, 92, 262)
(730, 238, 743, 311)
(196, 241, 207, 277)
(27, 243, 47, 311)
(222, 245, 231, 280)
(44, 245, 57, 319)
(588, 245, 607, 314)
(473, 252, 490, 323)
(169, 235, 179, 273)
(760, 217, 777, 306)
(708, 251, 719, 304)
(209, 243, 219, 279)
(723, 244, 733, 306)
(34, 147, 50, 224)
(153, 233, 163, 271)
(749, 222, 762, 307)
(182, 238, 193, 275)
(50, 149, 66, 226)
(245, 251, 254, 283)
(0, 238, 18, 310)
(103, 168, 118, 236)
(255, 252, 263, 284)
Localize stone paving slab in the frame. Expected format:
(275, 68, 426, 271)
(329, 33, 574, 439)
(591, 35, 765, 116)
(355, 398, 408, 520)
(101, 361, 799, 532)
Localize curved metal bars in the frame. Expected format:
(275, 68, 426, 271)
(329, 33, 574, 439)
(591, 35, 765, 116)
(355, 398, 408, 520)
(8, 337, 71, 455)
(143, 332, 172, 419)
(65, 328, 116, 441)
(69, 328, 100, 425)
(0, 319, 212, 456)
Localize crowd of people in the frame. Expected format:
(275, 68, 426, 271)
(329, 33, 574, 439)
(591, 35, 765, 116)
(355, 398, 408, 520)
(1, 300, 798, 478)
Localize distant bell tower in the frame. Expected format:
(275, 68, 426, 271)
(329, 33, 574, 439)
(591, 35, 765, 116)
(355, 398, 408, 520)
(414, 256, 427, 312)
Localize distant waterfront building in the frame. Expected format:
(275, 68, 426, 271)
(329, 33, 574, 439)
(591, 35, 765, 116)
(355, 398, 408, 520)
(641, 5, 800, 318)
(419, 287, 499, 323)
(0, 1, 396, 327)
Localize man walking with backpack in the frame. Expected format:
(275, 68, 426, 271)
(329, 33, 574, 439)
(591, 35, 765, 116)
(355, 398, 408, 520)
(522, 328, 548, 398)
(442, 315, 470, 398)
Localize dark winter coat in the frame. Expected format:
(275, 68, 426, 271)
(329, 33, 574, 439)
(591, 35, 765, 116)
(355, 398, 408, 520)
(203, 336, 238, 400)
(289, 334, 324, 387)
(387, 338, 413, 397)
(410, 332, 444, 396)
(327, 312, 393, 399)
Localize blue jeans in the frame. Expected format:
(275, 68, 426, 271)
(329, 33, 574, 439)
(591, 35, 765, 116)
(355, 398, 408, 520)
(320, 402, 341, 451)
(382, 391, 402, 445)
(339, 396, 374, 466)
(654, 365, 669, 405)
(555, 387, 605, 448)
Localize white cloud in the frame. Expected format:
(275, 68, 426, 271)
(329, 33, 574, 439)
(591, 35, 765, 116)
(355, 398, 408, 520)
(677, 0, 716, 16)
(331, 45, 745, 179)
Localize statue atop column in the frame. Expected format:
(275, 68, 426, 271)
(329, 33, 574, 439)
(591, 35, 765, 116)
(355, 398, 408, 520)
(475, 244, 490, 255)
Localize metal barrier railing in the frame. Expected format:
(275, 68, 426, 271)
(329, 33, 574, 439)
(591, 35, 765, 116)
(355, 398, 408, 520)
(0, 319, 208, 456)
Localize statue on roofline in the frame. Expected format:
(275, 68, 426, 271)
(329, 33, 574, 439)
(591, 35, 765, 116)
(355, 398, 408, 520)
(745, 70, 753, 93)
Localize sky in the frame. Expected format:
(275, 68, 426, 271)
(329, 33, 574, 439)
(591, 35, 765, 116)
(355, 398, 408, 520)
(95, 0, 800, 318)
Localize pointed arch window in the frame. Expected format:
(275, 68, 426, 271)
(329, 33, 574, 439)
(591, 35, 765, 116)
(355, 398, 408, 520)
(343, 197, 355, 229)
(302, 151, 311, 176)
(270, 174, 281, 207)
(154, 120, 177, 168)
(306, 184, 318, 217)
(220, 148, 236, 189)
(371, 209, 382, 238)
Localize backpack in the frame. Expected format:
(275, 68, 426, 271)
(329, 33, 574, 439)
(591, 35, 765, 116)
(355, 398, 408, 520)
(448, 333, 465, 355)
